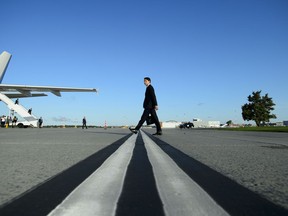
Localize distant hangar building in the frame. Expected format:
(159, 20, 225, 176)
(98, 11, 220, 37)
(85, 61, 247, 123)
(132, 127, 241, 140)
(160, 119, 220, 128)
(161, 120, 182, 128)
(192, 119, 220, 128)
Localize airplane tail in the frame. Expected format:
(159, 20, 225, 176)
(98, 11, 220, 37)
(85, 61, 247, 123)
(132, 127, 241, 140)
(0, 51, 12, 83)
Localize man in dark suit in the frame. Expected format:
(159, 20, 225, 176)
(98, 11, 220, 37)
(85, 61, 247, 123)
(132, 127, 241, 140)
(129, 77, 162, 135)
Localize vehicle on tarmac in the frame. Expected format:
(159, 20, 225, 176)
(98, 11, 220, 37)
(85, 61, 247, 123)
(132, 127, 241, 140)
(6, 120, 35, 128)
(179, 122, 194, 129)
(14, 121, 35, 128)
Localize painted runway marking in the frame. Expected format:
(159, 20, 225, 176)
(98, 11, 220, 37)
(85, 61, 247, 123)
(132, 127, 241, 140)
(142, 131, 229, 216)
(49, 132, 229, 216)
(115, 132, 165, 216)
(48, 135, 136, 216)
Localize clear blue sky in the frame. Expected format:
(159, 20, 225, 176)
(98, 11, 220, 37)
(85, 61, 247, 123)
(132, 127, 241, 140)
(1, 0, 287, 126)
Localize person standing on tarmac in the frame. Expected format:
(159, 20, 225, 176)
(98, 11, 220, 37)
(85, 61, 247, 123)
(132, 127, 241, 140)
(82, 116, 88, 129)
(38, 117, 43, 128)
(129, 77, 162, 135)
(12, 116, 18, 128)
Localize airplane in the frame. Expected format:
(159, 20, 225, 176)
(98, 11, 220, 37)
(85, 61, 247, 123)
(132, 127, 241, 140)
(0, 51, 97, 127)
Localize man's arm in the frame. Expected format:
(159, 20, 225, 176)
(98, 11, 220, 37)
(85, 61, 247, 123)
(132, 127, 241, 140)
(149, 85, 158, 109)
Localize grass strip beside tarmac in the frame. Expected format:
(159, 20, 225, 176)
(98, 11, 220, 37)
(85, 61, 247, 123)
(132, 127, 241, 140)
(218, 126, 288, 133)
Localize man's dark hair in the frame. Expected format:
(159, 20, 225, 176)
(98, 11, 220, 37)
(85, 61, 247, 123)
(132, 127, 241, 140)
(144, 77, 151, 82)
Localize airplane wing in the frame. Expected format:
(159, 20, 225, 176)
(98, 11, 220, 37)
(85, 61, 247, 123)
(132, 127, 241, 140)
(0, 51, 97, 97)
(0, 84, 97, 97)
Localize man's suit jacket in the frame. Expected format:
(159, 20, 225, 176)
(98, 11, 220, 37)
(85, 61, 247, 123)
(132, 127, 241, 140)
(143, 84, 158, 109)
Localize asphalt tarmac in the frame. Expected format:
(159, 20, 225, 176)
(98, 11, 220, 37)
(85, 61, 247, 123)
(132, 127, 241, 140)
(0, 127, 287, 215)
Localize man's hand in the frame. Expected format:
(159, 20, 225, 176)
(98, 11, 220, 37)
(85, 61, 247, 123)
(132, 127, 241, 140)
(155, 106, 159, 110)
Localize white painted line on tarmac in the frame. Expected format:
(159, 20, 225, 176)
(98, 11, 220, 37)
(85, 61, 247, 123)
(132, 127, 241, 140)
(141, 131, 230, 216)
(48, 134, 137, 216)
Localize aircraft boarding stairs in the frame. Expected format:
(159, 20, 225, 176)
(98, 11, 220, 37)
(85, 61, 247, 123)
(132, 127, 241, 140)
(0, 93, 38, 127)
